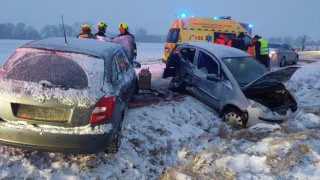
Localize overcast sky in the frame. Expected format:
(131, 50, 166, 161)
(1, 0, 320, 40)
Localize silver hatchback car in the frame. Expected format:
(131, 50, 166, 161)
(0, 37, 138, 154)
(163, 42, 300, 127)
(269, 43, 299, 67)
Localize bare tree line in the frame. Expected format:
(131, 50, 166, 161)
(0, 23, 319, 48)
(0, 22, 166, 43)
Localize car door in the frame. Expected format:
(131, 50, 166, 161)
(189, 49, 222, 110)
(283, 44, 293, 62)
(286, 44, 296, 62)
(178, 45, 197, 85)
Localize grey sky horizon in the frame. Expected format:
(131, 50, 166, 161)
(1, 0, 320, 40)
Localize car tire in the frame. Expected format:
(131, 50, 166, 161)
(222, 108, 248, 128)
(279, 57, 286, 67)
(105, 116, 124, 154)
(169, 75, 185, 92)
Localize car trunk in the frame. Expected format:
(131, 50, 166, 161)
(0, 80, 105, 127)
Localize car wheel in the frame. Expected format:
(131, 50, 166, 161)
(105, 117, 123, 154)
(169, 75, 185, 92)
(222, 108, 248, 128)
(279, 57, 286, 67)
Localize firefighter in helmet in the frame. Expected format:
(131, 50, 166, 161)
(77, 24, 95, 39)
(118, 22, 137, 59)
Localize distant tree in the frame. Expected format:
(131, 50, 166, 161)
(135, 28, 148, 36)
(283, 36, 293, 45)
(58, 24, 77, 37)
(24, 26, 41, 40)
(298, 35, 308, 51)
(0, 23, 15, 39)
(41, 25, 61, 38)
(134, 27, 165, 43)
(268, 37, 282, 43)
(14, 23, 26, 39)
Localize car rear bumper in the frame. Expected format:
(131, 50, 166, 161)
(0, 121, 115, 154)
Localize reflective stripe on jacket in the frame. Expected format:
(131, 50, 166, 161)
(258, 38, 269, 55)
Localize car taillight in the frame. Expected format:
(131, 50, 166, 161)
(90, 96, 115, 124)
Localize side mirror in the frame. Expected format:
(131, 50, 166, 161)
(206, 74, 220, 82)
(133, 60, 141, 69)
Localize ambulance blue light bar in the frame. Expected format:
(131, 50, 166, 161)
(180, 13, 187, 18)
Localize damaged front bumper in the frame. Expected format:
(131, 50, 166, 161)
(246, 106, 299, 126)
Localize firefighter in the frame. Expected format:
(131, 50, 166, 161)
(95, 21, 111, 41)
(76, 24, 95, 39)
(118, 22, 137, 61)
(95, 21, 107, 38)
(253, 35, 270, 68)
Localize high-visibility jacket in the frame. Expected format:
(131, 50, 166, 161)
(247, 45, 256, 58)
(258, 38, 269, 55)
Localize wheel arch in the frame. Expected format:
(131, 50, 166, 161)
(220, 104, 249, 127)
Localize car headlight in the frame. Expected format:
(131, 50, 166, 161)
(248, 99, 273, 115)
(269, 50, 278, 58)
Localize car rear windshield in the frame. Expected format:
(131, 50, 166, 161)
(223, 56, 268, 87)
(4, 52, 88, 89)
(166, 28, 180, 43)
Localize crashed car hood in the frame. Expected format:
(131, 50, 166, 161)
(242, 66, 300, 90)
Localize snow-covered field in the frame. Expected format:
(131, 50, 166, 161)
(0, 39, 320, 179)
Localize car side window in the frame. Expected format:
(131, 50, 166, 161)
(116, 52, 129, 73)
(120, 50, 130, 70)
(180, 47, 196, 64)
(112, 56, 120, 83)
(112, 51, 130, 83)
(197, 51, 219, 75)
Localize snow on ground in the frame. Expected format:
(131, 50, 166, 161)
(0, 40, 320, 179)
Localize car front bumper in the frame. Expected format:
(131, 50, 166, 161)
(246, 107, 299, 126)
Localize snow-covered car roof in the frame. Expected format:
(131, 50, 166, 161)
(181, 42, 250, 58)
(20, 37, 123, 59)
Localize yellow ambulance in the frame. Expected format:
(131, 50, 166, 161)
(162, 16, 252, 62)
